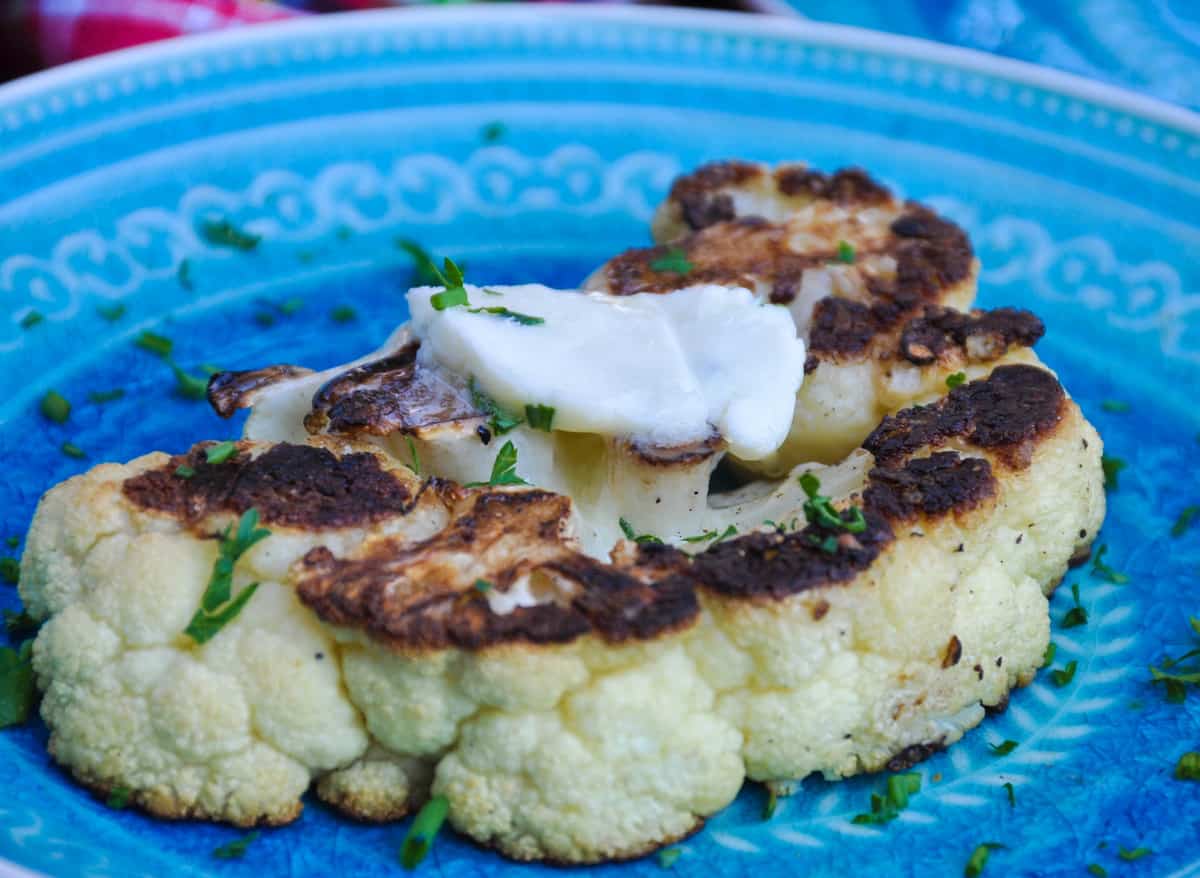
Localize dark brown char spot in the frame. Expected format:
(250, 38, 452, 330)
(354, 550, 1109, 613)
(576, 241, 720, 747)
(864, 365, 1066, 469)
(899, 306, 1045, 365)
(624, 433, 725, 468)
(669, 160, 763, 230)
(305, 342, 482, 437)
(808, 298, 881, 358)
(864, 452, 995, 522)
(207, 364, 314, 418)
(941, 635, 963, 669)
(884, 739, 945, 772)
(122, 442, 415, 530)
(774, 166, 891, 204)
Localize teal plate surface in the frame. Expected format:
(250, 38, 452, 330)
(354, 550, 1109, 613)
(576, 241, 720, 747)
(0, 9, 1198, 877)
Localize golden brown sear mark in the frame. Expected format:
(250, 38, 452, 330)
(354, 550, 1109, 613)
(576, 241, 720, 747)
(207, 364, 313, 418)
(304, 342, 482, 437)
(898, 306, 1044, 366)
(122, 442, 418, 530)
(864, 364, 1066, 469)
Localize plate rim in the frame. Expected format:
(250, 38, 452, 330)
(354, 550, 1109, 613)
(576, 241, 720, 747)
(1, 5, 1199, 138)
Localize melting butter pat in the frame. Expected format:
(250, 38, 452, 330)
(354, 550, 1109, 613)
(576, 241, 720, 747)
(407, 283, 806, 460)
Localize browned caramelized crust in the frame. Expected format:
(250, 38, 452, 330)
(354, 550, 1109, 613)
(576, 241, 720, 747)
(122, 442, 418, 530)
(864, 365, 1066, 469)
(304, 342, 483, 437)
(898, 307, 1044, 365)
(623, 433, 725, 468)
(773, 166, 891, 205)
(863, 452, 995, 522)
(294, 487, 699, 652)
(669, 160, 761, 231)
(207, 365, 313, 418)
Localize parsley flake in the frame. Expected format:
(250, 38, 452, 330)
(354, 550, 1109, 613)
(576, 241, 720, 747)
(649, 246, 693, 274)
(135, 330, 174, 358)
(467, 305, 544, 326)
(836, 240, 856, 263)
(763, 787, 778, 820)
(88, 388, 125, 404)
(3, 609, 38, 642)
(39, 390, 70, 423)
(395, 239, 446, 287)
(404, 435, 421, 477)
(465, 441, 528, 488)
(171, 363, 210, 401)
(0, 640, 34, 728)
(657, 848, 681, 869)
(20, 310, 43, 330)
(1101, 456, 1126, 491)
(183, 508, 270, 645)
(683, 525, 738, 543)
(481, 121, 506, 143)
(200, 218, 261, 251)
(946, 371, 967, 389)
(1043, 642, 1057, 665)
(213, 831, 260, 860)
(1050, 659, 1078, 688)
(97, 303, 127, 322)
(175, 465, 196, 479)
(1062, 583, 1088, 628)
(1172, 506, 1199, 538)
(177, 259, 194, 291)
(0, 558, 17, 585)
(1175, 752, 1200, 780)
(61, 442, 86, 460)
(469, 377, 523, 435)
(474, 579, 492, 594)
(4, 537, 17, 549)
(525, 404, 555, 432)
(1091, 545, 1129, 584)
(964, 842, 1005, 877)
(800, 472, 866, 535)
(106, 786, 131, 810)
(400, 794, 450, 869)
(1150, 615, 1200, 702)
(1003, 782, 1015, 807)
(205, 441, 238, 465)
(1086, 865, 1107, 877)
(1101, 399, 1130, 413)
(1117, 847, 1151, 861)
(619, 517, 663, 545)
(988, 739, 1018, 757)
(851, 772, 921, 825)
(330, 305, 358, 323)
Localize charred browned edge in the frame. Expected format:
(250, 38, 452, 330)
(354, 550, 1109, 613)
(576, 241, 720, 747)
(692, 451, 995, 601)
(295, 489, 699, 652)
(305, 342, 482, 437)
(864, 364, 1067, 469)
(884, 740, 946, 773)
(207, 364, 314, 418)
(669, 159, 762, 231)
(623, 432, 725, 468)
(898, 306, 1044, 366)
(774, 166, 891, 205)
(122, 441, 419, 530)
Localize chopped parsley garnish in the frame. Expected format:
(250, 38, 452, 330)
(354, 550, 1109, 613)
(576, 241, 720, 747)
(1100, 400, 1130, 413)
(88, 388, 125, 404)
(396, 239, 450, 287)
(1050, 659, 1078, 688)
(20, 310, 43, 329)
(1061, 583, 1088, 628)
(1101, 455, 1126, 491)
(4, 537, 17, 549)
(175, 465, 196, 479)
(763, 787, 778, 820)
(1086, 865, 1107, 877)
(1003, 782, 1015, 807)
(851, 772, 921, 824)
(619, 517, 663, 545)
(1172, 506, 1199, 538)
(279, 297, 304, 315)
(254, 312, 276, 328)
(135, 330, 174, 358)
(200, 218, 261, 251)
(964, 842, 1005, 877)
(808, 533, 840, 554)
(988, 739, 1018, 757)
(465, 440, 528, 488)
(657, 848, 681, 869)
(1117, 847, 1151, 861)
(171, 363, 210, 400)
(39, 390, 71, 423)
(1043, 642, 1057, 665)
(683, 525, 738, 543)
(525, 404, 555, 432)
(330, 305, 358, 323)
(213, 831, 260, 860)
(1149, 616, 1200, 703)
(405, 435, 421, 476)
(467, 305, 545, 326)
(473, 579, 492, 594)
(106, 786, 131, 810)
(3, 609, 38, 641)
(61, 442, 86, 460)
(649, 246, 693, 274)
(799, 472, 866, 535)
(946, 371, 967, 390)
(97, 303, 127, 322)
(0, 641, 35, 728)
(1090, 545, 1129, 584)
(205, 441, 238, 465)
(1175, 751, 1200, 780)
(468, 377, 523, 435)
(481, 121, 506, 143)
(0, 558, 17, 585)
(177, 259, 194, 291)
(835, 240, 856, 264)
(183, 508, 270, 645)
(399, 794, 450, 869)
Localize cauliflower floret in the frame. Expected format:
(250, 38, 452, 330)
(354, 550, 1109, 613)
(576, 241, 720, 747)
(17, 439, 443, 825)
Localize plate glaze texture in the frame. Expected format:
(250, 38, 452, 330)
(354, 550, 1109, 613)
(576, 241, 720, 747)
(0, 9, 1198, 878)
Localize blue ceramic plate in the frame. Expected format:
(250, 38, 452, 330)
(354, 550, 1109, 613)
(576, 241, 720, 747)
(1, 9, 1198, 878)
